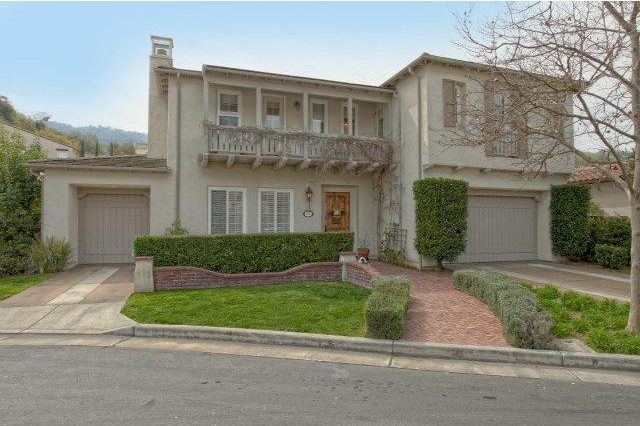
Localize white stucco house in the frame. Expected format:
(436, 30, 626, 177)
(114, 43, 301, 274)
(27, 36, 574, 267)
(569, 163, 630, 217)
(2, 121, 78, 159)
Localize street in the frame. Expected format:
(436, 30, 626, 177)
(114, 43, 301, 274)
(1, 345, 639, 425)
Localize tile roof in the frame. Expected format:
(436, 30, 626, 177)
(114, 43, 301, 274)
(27, 155, 169, 172)
(568, 163, 624, 184)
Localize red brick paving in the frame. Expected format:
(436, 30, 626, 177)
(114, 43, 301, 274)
(371, 262, 509, 347)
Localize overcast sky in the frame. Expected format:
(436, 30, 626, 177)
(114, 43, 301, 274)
(0, 1, 502, 133)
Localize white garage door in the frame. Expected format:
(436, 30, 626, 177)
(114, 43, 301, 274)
(78, 194, 149, 264)
(458, 195, 537, 263)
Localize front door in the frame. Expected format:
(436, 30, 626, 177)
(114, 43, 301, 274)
(324, 192, 350, 232)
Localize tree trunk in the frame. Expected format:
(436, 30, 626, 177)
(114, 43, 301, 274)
(629, 195, 640, 331)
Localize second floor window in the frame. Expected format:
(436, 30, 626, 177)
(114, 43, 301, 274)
(264, 96, 284, 130)
(311, 101, 327, 134)
(486, 89, 525, 158)
(342, 104, 358, 136)
(56, 148, 69, 159)
(443, 79, 464, 128)
(218, 91, 241, 127)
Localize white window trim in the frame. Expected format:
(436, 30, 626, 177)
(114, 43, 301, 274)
(340, 102, 359, 136)
(257, 188, 294, 233)
(56, 148, 69, 159)
(376, 107, 384, 138)
(263, 94, 287, 130)
(217, 89, 242, 127)
(310, 99, 329, 135)
(207, 186, 247, 234)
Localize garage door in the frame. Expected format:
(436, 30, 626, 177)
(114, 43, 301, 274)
(78, 194, 149, 264)
(457, 195, 537, 263)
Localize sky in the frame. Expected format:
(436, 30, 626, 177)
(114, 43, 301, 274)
(0, 1, 503, 133)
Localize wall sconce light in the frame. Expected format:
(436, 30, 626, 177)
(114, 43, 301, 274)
(303, 186, 314, 217)
(294, 101, 301, 111)
(305, 186, 313, 202)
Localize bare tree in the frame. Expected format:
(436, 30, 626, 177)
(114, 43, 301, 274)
(451, 2, 639, 331)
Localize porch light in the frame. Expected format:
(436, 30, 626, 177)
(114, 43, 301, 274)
(305, 186, 313, 201)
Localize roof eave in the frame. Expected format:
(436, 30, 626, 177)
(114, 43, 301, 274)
(26, 163, 170, 173)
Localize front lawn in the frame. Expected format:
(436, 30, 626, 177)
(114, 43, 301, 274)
(527, 284, 640, 355)
(0, 273, 52, 301)
(122, 282, 370, 337)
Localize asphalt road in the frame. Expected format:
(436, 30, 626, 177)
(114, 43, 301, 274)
(1, 345, 639, 426)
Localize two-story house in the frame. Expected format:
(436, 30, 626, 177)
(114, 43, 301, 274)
(28, 36, 573, 267)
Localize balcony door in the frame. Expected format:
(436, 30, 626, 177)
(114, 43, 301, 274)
(324, 192, 350, 232)
(263, 95, 285, 130)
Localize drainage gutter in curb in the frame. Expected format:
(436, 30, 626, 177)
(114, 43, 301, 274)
(106, 324, 640, 373)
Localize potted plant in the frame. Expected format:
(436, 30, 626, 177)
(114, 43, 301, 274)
(357, 234, 370, 260)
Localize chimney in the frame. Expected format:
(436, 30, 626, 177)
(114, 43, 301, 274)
(147, 35, 174, 159)
(151, 35, 174, 61)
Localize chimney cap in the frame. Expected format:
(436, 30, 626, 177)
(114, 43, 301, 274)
(151, 35, 174, 58)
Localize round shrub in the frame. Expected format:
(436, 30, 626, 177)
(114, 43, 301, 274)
(413, 178, 468, 270)
(550, 185, 591, 260)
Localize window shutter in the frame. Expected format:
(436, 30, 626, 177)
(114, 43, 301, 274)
(484, 85, 497, 156)
(210, 190, 227, 234)
(276, 191, 291, 233)
(260, 191, 275, 233)
(443, 80, 456, 127)
(227, 190, 244, 234)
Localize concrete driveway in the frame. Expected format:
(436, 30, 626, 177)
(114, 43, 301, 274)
(469, 262, 630, 301)
(0, 265, 135, 334)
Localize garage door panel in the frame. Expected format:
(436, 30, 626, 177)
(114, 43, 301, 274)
(458, 195, 537, 263)
(79, 194, 149, 264)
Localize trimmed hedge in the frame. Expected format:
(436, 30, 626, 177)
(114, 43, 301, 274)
(413, 178, 468, 270)
(453, 269, 554, 349)
(550, 185, 591, 260)
(134, 232, 354, 273)
(594, 244, 630, 270)
(365, 276, 411, 339)
(587, 216, 631, 262)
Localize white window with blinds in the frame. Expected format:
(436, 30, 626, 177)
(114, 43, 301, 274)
(310, 100, 328, 134)
(208, 187, 246, 234)
(258, 188, 293, 233)
(218, 90, 241, 127)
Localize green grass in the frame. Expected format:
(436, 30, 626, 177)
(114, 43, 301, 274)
(122, 282, 371, 337)
(526, 284, 640, 355)
(0, 273, 52, 301)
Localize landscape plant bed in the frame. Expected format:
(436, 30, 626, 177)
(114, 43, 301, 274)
(0, 273, 51, 301)
(526, 284, 640, 355)
(122, 281, 370, 337)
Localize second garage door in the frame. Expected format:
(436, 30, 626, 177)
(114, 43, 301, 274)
(457, 195, 537, 263)
(78, 193, 149, 264)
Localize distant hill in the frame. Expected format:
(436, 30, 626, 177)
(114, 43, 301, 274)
(47, 121, 147, 146)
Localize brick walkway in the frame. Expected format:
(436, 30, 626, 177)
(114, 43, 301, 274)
(371, 262, 509, 347)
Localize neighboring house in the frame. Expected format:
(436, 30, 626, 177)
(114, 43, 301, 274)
(569, 164, 629, 217)
(28, 36, 574, 266)
(134, 143, 149, 155)
(1, 121, 78, 159)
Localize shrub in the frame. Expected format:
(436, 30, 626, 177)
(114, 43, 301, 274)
(413, 178, 468, 270)
(29, 236, 72, 274)
(164, 219, 189, 236)
(365, 276, 411, 339)
(586, 216, 631, 261)
(594, 244, 630, 270)
(453, 269, 554, 349)
(550, 185, 591, 260)
(134, 232, 354, 273)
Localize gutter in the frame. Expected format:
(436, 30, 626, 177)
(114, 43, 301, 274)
(175, 72, 181, 221)
(408, 67, 424, 270)
(26, 164, 170, 173)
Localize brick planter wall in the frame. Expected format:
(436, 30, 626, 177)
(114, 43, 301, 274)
(153, 262, 380, 291)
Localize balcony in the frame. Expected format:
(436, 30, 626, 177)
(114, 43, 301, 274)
(201, 122, 392, 173)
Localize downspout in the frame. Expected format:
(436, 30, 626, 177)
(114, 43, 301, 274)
(409, 67, 424, 270)
(395, 90, 402, 230)
(175, 72, 181, 221)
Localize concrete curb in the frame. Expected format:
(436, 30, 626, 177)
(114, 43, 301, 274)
(106, 323, 640, 373)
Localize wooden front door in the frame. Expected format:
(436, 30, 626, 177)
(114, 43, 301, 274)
(325, 192, 350, 232)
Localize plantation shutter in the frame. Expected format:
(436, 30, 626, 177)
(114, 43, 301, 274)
(260, 191, 275, 233)
(210, 189, 244, 234)
(276, 191, 291, 233)
(259, 190, 292, 233)
(227, 190, 244, 234)
(209, 190, 227, 234)
(443, 80, 456, 127)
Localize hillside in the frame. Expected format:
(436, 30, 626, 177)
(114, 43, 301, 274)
(47, 121, 147, 146)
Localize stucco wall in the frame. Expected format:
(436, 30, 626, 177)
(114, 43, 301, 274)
(590, 181, 630, 217)
(1, 122, 78, 159)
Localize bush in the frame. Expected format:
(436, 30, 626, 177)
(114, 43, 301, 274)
(164, 219, 189, 236)
(550, 185, 591, 260)
(587, 216, 631, 261)
(365, 276, 411, 339)
(29, 236, 72, 274)
(594, 244, 630, 270)
(134, 232, 354, 273)
(453, 269, 554, 349)
(413, 178, 468, 270)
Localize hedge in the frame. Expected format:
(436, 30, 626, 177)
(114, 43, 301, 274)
(365, 276, 411, 339)
(453, 269, 554, 349)
(594, 244, 630, 270)
(550, 185, 591, 260)
(587, 216, 631, 262)
(413, 178, 468, 270)
(133, 232, 354, 273)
